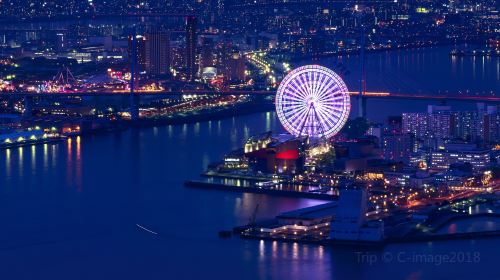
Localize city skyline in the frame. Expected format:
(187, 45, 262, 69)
(0, 1, 499, 280)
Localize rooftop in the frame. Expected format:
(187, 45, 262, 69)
(277, 202, 337, 220)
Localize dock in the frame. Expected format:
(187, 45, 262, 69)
(184, 180, 336, 200)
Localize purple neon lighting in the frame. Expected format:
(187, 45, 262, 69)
(276, 65, 350, 139)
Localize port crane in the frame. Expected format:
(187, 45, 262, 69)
(248, 203, 260, 227)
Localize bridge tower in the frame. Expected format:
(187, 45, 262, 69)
(358, 27, 367, 119)
(129, 30, 139, 121)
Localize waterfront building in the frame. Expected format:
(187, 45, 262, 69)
(244, 133, 305, 174)
(252, 203, 335, 240)
(276, 202, 336, 226)
(222, 149, 248, 170)
(329, 187, 383, 242)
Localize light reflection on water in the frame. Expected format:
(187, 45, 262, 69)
(438, 217, 500, 235)
(43, 143, 48, 170)
(30, 145, 36, 172)
(319, 45, 498, 95)
(0, 46, 498, 279)
(1, 136, 83, 190)
(18, 147, 23, 177)
(5, 148, 10, 177)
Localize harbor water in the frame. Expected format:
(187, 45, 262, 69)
(0, 47, 499, 279)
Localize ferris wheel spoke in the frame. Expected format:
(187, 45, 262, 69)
(300, 105, 317, 136)
(283, 104, 308, 114)
(305, 72, 315, 98)
(316, 80, 339, 103)
(311, 72, 325, 101)
(318, 83, 341, 101)
(321, 98, 343, 107)
(314, 114, 334, 136)
(321, 99, 348, 108)
(316, 107, 341, 133)
(289, 108, 311, 134)
(284, 83, 305, 101)
(284, 105, 307, 121)
(290, 79, 309, 100)
(318, 104, 344, 124)
(319, 93, 344, 103)
(282, 89, 309, 103)
(311, 71, 322, 100)
(317, 103, 342, 121)
(282, 97, 306, 107)
(297, 73, 312, 98)
(306, 107, 326, 135)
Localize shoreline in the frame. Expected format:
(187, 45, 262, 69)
(237, 228, 500, 248)
(184, 180, 337, 201)
(0, 137, 66, 150)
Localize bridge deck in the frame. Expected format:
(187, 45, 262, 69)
(1, 91, 498, 102)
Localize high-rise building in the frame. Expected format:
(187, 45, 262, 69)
(55, 33, 65, 52)
(200, 37, 214, 70)
(402, 113, 429, 139)
(484, 112, 500, 144)
(453, 111, 484, 141)
(382, 133, 414, 164)
(429, 111, 453, 142)
(128, 35, 147, 72)
(227, 52, 246, 82)
(145, 30, 170, 75)
(402, 105, 500, 145)
(185, 16, 197, 81)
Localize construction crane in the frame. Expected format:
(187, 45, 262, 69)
(248, 203, 260, 227)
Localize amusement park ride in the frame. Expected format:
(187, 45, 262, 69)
(275, 65, 351, 140)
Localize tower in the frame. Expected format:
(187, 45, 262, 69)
(145, 29, 170, 75)
(185, 16, 197, 81)
(358, 27, 366, 119)
(128, 35, 147, 72)
(129, 31, 139, 121)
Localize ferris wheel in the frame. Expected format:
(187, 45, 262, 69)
(275, 65, 351, 139)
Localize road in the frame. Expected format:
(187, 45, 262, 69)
(1, 90, 499, 102)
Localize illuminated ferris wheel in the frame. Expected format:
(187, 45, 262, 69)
(275, 65, 350, 139)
